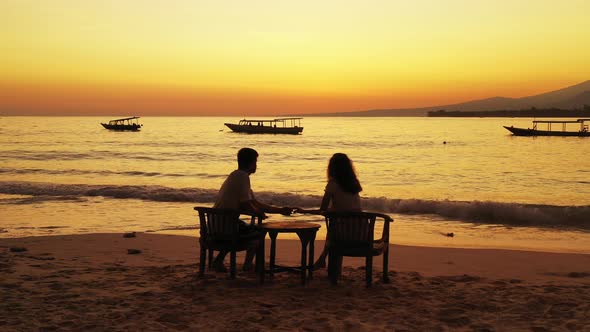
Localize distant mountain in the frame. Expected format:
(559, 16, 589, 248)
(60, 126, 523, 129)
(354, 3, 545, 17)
(297, 80, 590, 116)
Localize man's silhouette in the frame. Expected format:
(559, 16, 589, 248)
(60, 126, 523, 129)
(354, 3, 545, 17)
(212, 147, 293, 271)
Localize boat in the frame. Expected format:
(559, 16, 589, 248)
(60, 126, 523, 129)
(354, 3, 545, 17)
(504, 118, 590, 137)
(101, 117, 143, 131)
(224, 118, 303, 134)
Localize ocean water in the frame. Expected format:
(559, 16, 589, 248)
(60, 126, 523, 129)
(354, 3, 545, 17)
(1, 116, 589, 253)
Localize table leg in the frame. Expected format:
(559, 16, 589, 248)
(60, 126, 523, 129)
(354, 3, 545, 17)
(300, 240, 307, 285)
(297, 231, 310, 285)
(257, 230, 266, 284)
(269, 231, 278, 280)
(308, 231, 317, 280)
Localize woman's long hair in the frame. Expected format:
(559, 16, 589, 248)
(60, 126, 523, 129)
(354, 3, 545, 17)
(327, 153, 362, 194)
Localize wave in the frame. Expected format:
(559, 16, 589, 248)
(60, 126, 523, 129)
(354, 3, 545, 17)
(0, 150, 220, 162)
(0, 181, 589, 230)
(0, 168, 226, 179)
(0, 181, 219, 204)
(362, 197, 590, 230)
(11, 226, 69, 230)
(0, 195, 87, 205)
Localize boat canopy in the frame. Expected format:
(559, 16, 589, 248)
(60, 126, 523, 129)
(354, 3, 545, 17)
(239, 117, 302, 123)
(533, 120, 580, 124)
(110, 116, 140, 121)
(238, 117, 302, 127)
(108, 117, 141, 125)
(531, 118, 589, 132)
(533, 118, 590, 124)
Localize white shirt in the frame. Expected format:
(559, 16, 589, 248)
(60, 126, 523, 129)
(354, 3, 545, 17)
(214, 169, 254, 209)
(325, 179, 361, 211)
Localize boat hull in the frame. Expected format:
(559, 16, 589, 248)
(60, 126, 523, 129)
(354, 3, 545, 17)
(224, 123, 303, 134)
(101, 123, 142, 131)
(503, 126, 590, 137)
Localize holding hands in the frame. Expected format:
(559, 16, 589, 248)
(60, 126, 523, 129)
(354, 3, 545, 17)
(277, 207, 322, 216)
(293, 208, 322, 215)
(279, 207, 295, 216)
(262, 207, 324, 217)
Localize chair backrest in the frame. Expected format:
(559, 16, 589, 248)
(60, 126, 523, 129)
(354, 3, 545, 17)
(194, 207, 264, 241)
(194, 207, 242, 241)
(324, 211, 392, 248)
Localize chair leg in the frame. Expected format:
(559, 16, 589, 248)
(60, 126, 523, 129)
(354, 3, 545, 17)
(208, 249, 214, 269)
(328, 252, 338, 285)
(199, 246, 206, 278)
(229, 250, 237, 279)
(383, 249, 390, 283)
(366, 256, 373, 287)
(257, 233, 265, 284)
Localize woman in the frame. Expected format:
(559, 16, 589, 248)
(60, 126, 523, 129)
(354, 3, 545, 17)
(297, 153, 362, 268)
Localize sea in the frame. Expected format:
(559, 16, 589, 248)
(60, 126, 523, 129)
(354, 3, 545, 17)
(1, 116, 589, 253)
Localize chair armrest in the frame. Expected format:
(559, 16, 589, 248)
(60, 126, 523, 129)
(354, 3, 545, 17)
(193, 206, 264, 218)
(237, 210, 266, 226)
(373, 213, 392, 244)
(322, 211, 393, 223)
(373, 212, 393, 223)
(193, 206, 266, 225)
(236, 210, 266, 219)
(383, 216, 390, 244)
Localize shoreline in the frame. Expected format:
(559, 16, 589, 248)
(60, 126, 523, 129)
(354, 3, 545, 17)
(2, 233, 589, 330)
(2, 227, 590, 255)
(1, 232, 589, 282)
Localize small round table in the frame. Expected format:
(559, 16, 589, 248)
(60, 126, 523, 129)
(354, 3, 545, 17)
(256, 221, 321, 285)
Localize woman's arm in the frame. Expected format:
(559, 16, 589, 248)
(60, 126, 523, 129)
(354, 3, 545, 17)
(319, 191, 331, 211)
(296, 192, 331, 214)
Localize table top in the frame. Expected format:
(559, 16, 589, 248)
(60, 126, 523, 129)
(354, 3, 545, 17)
(259, 221, 321, 232)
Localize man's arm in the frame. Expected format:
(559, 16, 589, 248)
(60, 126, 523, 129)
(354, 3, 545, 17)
(251, 199, 293, 216)
(239, 200, 265, 216)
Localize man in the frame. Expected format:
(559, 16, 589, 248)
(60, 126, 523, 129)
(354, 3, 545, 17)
(212, 147, 293, 271)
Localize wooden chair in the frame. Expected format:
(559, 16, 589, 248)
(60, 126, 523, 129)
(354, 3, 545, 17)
(323, 211, 393, 287)
(194, 207, 264, 279)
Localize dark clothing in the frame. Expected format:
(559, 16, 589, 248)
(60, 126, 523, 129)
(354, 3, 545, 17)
(239, 219, 259, 238)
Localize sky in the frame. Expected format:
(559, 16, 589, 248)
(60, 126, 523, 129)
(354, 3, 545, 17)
(1, 0, 590, 116)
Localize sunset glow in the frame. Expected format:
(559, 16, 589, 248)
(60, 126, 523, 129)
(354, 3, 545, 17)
(2, 0, 590, 115)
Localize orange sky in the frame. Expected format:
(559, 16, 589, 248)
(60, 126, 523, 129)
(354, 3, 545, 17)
(1, 0, 589, 116)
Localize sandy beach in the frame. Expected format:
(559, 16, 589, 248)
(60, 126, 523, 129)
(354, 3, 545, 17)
(1, 233, 589, 331)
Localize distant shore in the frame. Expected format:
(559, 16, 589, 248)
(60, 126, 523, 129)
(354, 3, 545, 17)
(1, 233, 589, 330)
(428, 109, 590, 118)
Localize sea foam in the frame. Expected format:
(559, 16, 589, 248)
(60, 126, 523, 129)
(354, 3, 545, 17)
(0, 181, 588, 230)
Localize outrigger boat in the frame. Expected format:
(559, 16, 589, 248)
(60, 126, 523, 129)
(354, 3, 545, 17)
(101, 116, 143, 131)
(224, 117, 303, 134)
(504, 118, 590, 137)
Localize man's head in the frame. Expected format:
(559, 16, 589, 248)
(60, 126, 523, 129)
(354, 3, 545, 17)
(237, 148, 258, 174)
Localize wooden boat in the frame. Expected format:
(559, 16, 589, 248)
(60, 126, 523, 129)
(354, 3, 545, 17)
(224, 118, 303, 134)
(101, 117, 143, 131)
(504, 118, 590, 137)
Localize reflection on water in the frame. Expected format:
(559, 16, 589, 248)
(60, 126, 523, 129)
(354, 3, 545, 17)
(1, 116, 589, 205)
(0, 116, 589, 253)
